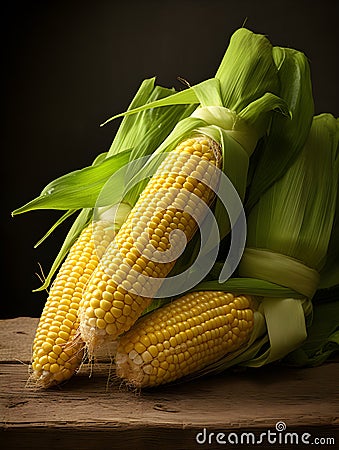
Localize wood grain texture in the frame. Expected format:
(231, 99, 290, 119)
(0, 318, 338, 449)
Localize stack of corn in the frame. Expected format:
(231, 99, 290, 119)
(13, 27, 338, 389)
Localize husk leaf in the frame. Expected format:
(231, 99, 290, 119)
(246, 47, 314, 210)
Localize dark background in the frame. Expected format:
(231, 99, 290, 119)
(3, 0, 338, 318)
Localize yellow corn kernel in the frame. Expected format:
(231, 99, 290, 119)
(116, 291, 254, 387)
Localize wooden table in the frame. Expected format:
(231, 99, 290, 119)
(1, 318, 338, 449)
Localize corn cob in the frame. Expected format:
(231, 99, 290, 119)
(31, 219, 118, 387)
(115, 291, 255, 387)
(79, 135, 222, 350)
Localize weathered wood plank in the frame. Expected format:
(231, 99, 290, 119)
(2, 360, 338, 426)
(1, 361, 339, 427)
(0, 317, 38, 363)
(0, 318, 338, 449)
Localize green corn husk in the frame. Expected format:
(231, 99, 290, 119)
(105, 27, 286, 211)
(241, 114, 338, 282)
(246, 46, 314, 210)
(283, 190, 339, 367)
(236, 113, 339, 366)
(182, 45, 314, 283)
